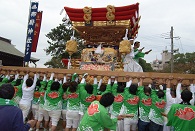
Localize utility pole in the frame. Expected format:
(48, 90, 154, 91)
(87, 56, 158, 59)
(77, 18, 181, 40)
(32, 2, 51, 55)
(165, 26, 180, 73)
(170, 26, 174, 73)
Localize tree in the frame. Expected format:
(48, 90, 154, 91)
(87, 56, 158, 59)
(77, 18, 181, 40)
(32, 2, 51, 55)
(139, 58, 153, 72)
(44, 22, 85, 68)
(160, 52, 195, 74)
(173, 52, 195, 74)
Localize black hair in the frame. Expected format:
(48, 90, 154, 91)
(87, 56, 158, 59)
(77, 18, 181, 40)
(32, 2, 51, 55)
(157, 90, 165, 99)
(134, 41, 140, 46)
(36, 79, 42, 87)
(62, 81, 71, 92)
(181, 89, 192, 105)
(85, 84, 93, 94)
(50, 81, 60, 91)
(8, 77, 14, 83)
(68, 81, 78, 93)
(100, 93, 114, 107)
(0, 84, 15, 99)
(144, 86, 151, 96)
(99, 84, 106, 92)
(26, 78, 33, 87)
(117, 85, 125, 93)
(15, 79, 22, 86)
(170, 89, 176, 98)
(129, 84, 138, 95)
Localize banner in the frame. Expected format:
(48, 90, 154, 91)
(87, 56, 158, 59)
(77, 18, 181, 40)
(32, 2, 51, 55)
(24, 2, 39, 62)
(31, 11, 42, 52)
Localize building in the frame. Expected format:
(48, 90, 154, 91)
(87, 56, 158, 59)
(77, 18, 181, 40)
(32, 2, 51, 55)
(151, 50, 171, 71)
(0, 36, 39, 66)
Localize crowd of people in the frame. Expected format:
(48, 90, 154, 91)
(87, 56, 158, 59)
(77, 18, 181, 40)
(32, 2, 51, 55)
(0, 71, 195, 131)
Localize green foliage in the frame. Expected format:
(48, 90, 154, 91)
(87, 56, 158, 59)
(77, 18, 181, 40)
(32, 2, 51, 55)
(44, 22, 85, 68)
(139, 58, 153, 72)
(173, 52, 195, 74)
(160, 52, 195, 74)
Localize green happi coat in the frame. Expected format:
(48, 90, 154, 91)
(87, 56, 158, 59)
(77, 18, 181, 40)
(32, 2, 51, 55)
(0, 77, 8, 86)
(149, 89, 166, 125)
(32, 80, 47, 105)
(79, 83, 98, 113)
(167, 104, 195, 131)
(110, 83, 125, 117)
(78, 101, 117, 131)
(12, 81, 23, 105)
(43, 80, 63, 111)
(123, 87, 139, 120)
(66, 87, 80, 111)
(138, 86, 152, 122)
(133, 48, 145, 62)
(38, 81, 47, 108)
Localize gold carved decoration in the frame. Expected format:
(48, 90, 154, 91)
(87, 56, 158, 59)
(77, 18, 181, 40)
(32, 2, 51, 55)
(106, 5, 115, 21)
(83, 6, 92, 24)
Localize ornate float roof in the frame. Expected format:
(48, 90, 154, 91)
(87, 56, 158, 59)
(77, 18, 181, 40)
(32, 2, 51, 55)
(64, 3, 140, 45)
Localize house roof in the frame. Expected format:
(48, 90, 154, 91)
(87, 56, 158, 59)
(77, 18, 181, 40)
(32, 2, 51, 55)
(0, 37, 39, 62)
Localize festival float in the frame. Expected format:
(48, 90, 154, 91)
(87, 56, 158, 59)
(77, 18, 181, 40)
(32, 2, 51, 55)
(0, 3, 194, 85)
(62, 3, 140, 72)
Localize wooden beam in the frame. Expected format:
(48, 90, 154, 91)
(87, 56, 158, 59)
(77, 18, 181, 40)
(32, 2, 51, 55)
(0, 66, 194, 85)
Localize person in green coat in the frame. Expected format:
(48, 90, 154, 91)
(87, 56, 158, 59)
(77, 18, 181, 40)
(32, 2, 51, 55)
(166, 89, 195, 131)
(123, 78, 139, 131)
(137, 77, 152, 131)
(133, 41, 152, 63)
(44, 73, 63, 131)
(149, 86, 166, 131)
(78, 93, 124, 131)
(79, 73, 98, 117)
(65, 78, 80, 131)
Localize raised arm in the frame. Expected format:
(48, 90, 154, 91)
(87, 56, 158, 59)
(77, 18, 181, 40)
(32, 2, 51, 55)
(63, 75, 67, 84)
(176, 78, 182, 103)
(93, 75, 98, 95)
(46, 73, 54, 91)
(31, 73, 38, 90)
(189, 79, 195, 105)
(166, 79, 172, 101)
(97, 76, 103, 90)
(22, 73, 29, 90)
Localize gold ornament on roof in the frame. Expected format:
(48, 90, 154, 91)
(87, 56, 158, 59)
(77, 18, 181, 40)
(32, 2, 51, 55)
(106, 5, 115, 21)
(83, 6, 92, 24)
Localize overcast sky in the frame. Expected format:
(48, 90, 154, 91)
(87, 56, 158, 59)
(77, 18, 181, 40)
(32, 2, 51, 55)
(0, 0, 195, 67)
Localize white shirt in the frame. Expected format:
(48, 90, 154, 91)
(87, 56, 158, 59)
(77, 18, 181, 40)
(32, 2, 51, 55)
(19, 74, 37, 105)
(165, 88, 177, 111)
